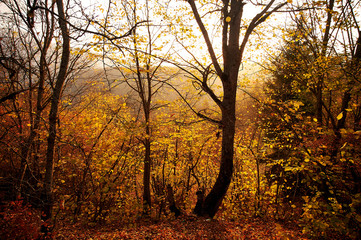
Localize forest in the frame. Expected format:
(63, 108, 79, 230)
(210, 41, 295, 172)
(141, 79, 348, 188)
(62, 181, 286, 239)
(0, 0, 360, 239)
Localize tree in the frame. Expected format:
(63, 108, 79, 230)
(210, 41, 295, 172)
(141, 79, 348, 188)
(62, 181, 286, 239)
(173, 0, 287, 218)
(262, 0, 361, 236)
(92, 0, 175, 215)
(120, 0, 168, 215)
(0, 0, 72, 235)
(41, 0, 143, 228)
(0, 0, 124, 233)
(0, 0, 56, 206)
(41, 0, 70, 231)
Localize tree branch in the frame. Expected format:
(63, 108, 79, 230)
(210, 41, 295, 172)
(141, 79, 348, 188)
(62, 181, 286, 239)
(187, 0, 223, 78)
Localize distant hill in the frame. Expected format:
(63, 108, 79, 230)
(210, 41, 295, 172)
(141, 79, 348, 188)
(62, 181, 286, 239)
(63, 62, 263, 109)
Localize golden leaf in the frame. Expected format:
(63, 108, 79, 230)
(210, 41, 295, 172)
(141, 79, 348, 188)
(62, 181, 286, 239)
(336, 112, 343, 120)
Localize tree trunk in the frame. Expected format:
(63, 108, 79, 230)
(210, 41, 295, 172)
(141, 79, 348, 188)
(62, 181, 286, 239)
(316, 83, 323, 125)
(193, 190, 204, 216)
(143, 132, 152, 214)
(316, 0, 335, 126)
(41, 0, 70, 234)
(167, 184, 181, 217)
(202, 78, 237, 218)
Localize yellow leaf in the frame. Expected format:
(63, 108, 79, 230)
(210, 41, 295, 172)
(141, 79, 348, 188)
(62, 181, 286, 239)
(225, 16, 231, 23)
(337, 112, 343, 120)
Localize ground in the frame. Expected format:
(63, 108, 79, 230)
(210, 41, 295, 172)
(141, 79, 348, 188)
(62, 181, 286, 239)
(55, 216, 308, 240)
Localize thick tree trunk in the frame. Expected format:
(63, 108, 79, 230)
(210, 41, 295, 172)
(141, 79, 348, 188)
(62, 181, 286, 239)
(167, 184, 181, 217)
(202, 78, 237, 218)
(193, 190, 204, 216)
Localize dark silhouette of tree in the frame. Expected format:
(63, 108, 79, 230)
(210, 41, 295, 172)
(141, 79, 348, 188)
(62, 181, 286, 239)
(183, 0, 287, 218)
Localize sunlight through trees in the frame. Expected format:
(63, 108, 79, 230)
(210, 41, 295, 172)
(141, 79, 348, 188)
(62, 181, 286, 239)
(0, 0, 360, 239)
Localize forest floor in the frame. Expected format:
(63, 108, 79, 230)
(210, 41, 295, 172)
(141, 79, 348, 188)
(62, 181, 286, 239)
(55, 215, 309, 240)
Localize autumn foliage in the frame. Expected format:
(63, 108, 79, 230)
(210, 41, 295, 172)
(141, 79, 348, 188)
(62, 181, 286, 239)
(1, 0, 361, 239)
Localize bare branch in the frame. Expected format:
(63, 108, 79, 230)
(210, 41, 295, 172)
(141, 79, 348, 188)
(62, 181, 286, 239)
(187, 0, 223, 77)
